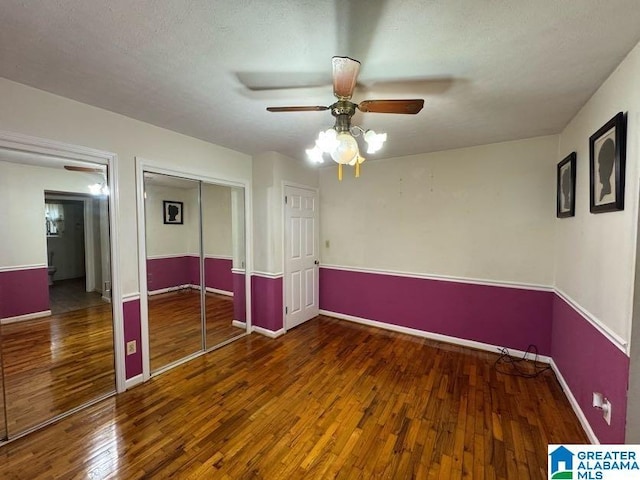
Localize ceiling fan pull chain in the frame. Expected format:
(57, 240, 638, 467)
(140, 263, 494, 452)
(355, 162, 360, 178)
(338, 163, 343, 181)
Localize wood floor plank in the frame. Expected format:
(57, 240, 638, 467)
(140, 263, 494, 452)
(0, 304, 115, 436)
(0, 316, 588, 479)
(148, 290, 244, 372)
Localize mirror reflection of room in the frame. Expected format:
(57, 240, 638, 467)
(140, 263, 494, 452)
(144, 172, 247, 374)
(145, 173, 203, 372)
(0, 155, 115, 439)
(202, 183, 246, 349)
(45, 194, 111, 315)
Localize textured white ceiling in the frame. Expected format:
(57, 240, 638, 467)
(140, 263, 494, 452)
(1, 1, 640, 161)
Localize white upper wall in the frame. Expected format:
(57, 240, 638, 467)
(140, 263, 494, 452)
(202, 183, 233, 258)
(252, 151, 318, 273)
(0, 78, 252, 295)
(0, 160, 103, 267)
(555, 41, 640, 344)
(144, 184, 200, 258)
(320, 135, 559, 286)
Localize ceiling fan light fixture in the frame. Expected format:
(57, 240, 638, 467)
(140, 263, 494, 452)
(306, 145, 324, 164)
(316, 128, 338, 152)
(330, 132, 359, 164)
(88, 183, 109, 196)
(364, 130, 387, 154)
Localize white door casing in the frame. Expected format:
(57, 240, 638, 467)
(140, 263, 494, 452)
(284, 185, 319, 330)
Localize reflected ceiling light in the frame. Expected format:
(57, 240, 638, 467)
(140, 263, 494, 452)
(88, 183, 109, 196)
(306, 125, 386, 180)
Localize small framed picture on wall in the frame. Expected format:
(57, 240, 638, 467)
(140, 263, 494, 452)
(589, 112, 626, 213)
(556, 152, 576, 218)
(163, 200, 183, 224)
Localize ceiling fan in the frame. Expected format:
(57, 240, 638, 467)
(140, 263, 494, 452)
(64, 165, 109, 195)
(266, 56, 424, 179)
(64, 165, 104, 173)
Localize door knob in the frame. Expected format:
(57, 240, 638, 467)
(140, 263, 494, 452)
(314, 260, 320, 265)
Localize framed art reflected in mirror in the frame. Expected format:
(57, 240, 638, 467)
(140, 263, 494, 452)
(557, 152, 576, 218)
(163, 200, 183, 224)
(590, 112, 626, 213)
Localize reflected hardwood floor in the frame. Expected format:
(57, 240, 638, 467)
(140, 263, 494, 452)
(0, 316, 587, 479)
(1, 304, 115, 436)
(148, 290, 244, 372)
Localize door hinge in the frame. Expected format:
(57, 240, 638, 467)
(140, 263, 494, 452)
(285, 306, 288, 314)
(285, 196, 288, 204)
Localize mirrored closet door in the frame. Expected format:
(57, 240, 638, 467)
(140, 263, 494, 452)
(145, 173, 203, 373)
(202, 183, 247, 349)
(0, 153, 116, 441)
(144, 172, 247, 375)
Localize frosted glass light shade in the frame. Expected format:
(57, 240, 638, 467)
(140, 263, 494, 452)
(306, 145, 324, 163)
(364, 130, 387, 154)
(330, 132, 359, 164)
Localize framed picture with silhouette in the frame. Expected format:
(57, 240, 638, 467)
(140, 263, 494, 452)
(589, 112, 626, 213)
(163, 200, 184, 224)
(557, 152, 576, 218)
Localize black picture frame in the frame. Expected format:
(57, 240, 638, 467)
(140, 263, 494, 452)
(589, 112, 626, 213)
(557, 152, 576, 218)
(163, 200, 183, 224)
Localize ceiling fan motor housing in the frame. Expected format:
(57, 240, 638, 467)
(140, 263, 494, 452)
(331, 100, 356, 132)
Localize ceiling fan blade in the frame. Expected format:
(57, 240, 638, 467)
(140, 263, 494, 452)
(358, 99, 425, 114)
(64, 165, 104, 173)
(266, 106, 330, 112)
(332, 56, 361, 99)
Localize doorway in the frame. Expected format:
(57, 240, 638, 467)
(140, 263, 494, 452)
(45, 194, 110, 315)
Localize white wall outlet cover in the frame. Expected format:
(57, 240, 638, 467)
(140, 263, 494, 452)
(603, 399, 612, 425)
(592, 392, 604, 408)
(126, 340, 137, 355)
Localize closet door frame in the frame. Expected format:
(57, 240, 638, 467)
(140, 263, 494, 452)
(135, 158, 252, 383)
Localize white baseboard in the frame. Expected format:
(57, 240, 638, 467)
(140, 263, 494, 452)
(319, 309, 552, 363)
(232, 320, 246, 329)
(1, 310, 52, 324)
(252, 325, 285, 338)
(148, 284, 193, 296)
(550, 359, 599, 444)
(205, 287, 233, 297)
(125, 374, 144, 390)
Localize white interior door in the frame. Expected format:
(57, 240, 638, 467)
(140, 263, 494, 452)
(284, 185, 319, 330)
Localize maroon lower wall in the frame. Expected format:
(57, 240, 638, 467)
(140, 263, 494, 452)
(233, 272, 246, 322)
(251, 275, 282, 331)
(146, 256, 193, 292)
(551, 294, 629, 444)
(0, 267, 50, 319)
(319, 267, 553, 355)
(147, 255, 233, 293)
(123, 297, 142, 379)
(205, 257, 233, 292)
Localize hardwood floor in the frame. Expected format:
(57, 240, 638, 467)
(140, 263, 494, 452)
(148, 290, 245, 372)
(0, 316, 587, 479)
(0, 304, 115, 437)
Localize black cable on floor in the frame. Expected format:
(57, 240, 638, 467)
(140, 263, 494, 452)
(494, 344, 551, 378)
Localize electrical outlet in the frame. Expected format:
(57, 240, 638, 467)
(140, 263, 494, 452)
(126, 340, 137, 355)
(603, 399, 612, 425)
